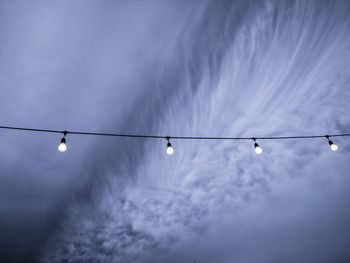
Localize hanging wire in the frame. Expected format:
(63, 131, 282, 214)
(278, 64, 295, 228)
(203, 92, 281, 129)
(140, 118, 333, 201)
(0, 125, 349, 140)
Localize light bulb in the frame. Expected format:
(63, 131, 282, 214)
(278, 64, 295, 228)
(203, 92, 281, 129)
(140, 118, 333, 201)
(255, 145, 263, 154)
(252, 139, 263, 155)
(167, 143, 174, 155)
(58, 143, 67, 152)
(330, 142, 338, 151)
(327, 136, 338, 152)
(58, 137, 67, 152)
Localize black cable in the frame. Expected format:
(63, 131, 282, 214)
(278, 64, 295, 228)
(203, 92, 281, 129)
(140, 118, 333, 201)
(1, 125, 349, 140)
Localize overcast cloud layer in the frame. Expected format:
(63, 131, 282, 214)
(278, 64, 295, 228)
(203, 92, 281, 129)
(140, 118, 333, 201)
(1, 0, 350, 262)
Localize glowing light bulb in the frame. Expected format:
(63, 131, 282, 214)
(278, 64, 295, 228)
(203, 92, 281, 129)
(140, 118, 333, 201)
(58, 137, 67, 152)
(329, 141, 338, 151)
(167, 142, 174, 155)
(254, 143, 263, 154)
(326, 136, 338, 152)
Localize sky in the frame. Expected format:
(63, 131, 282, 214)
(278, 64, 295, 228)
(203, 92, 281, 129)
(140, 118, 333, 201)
(0, 0, 350, 262)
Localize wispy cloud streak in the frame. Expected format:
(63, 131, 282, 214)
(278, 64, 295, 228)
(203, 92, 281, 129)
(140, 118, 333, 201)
(1, 0, 350, 262)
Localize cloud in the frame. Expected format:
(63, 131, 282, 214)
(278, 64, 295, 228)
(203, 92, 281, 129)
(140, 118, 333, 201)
(43, 0, 350, 262)
(1, 0, 350, 262)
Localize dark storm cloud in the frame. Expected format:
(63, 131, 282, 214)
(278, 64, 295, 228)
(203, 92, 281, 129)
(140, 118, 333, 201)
(1, 0, 350, 262)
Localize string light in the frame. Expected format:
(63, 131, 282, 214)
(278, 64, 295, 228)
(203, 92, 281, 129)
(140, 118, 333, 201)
(166, 136, 174, 155)
(252, 138, 263, 154)
(58, 131, 68, 152)
(0, 125, 349, 155)
(326, 135, 338, 152)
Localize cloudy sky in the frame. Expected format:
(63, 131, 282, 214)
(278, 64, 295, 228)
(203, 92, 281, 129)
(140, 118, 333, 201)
(1, 0, 350, 262)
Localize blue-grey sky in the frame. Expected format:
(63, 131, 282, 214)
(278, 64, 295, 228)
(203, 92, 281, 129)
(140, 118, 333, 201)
(1, 0, 350, 262)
